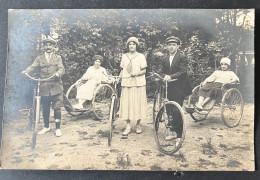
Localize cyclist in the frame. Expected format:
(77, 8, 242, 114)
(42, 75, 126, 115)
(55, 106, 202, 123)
(158, 36, 191, 146)
(22, 36, 65, 137)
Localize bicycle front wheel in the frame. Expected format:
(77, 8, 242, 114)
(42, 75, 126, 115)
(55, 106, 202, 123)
(32, 96, 41, 149)
(154, 101, 185, 155)
(93, 84, 114, 120)
(108, 96, 116, 146)
(153, 87, 162, 123)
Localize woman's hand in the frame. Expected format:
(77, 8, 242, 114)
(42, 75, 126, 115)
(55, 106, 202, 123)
(131, 72, 140, 77)
(201, 81, 207, 87)
(76, 79, 82, 85)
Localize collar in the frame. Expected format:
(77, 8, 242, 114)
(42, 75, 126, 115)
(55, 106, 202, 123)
(45, 52, 53, 57)
(169, 51, 177, 58)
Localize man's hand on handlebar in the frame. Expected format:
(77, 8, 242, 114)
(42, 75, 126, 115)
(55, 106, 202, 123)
(54, 72, 60, 77)
(21, 70, 27, 75)
(164, 75, 171, 81)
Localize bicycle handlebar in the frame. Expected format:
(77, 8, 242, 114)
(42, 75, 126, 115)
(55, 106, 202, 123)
(24, 73, 56, 82)
(102, 72, 131, 79)
(151, 72, 177, 82)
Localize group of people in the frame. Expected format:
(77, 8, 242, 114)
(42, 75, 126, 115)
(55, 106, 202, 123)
(22, 35, 239, 141)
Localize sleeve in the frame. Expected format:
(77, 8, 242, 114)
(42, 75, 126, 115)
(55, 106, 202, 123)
(120, 54, 125, 69)
(140, 54, 147, 70)
(25, 57, 40, 73)
(169, 55, 188, 79)
(82, 67, 91, 80)
(204, 71, 217, 83)
(230, 71, 240, 82)
(101, 68, 109, 81)
(56, 55, 65, 77)
(159, 58, 166, 77)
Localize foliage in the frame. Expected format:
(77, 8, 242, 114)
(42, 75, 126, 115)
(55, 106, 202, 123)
(7, 9, 254, 112)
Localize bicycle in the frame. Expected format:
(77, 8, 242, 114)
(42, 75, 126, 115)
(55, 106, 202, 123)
(101, 74, 131, 146)
(24, 73, 56, 149)
(152, 72, 186, 155)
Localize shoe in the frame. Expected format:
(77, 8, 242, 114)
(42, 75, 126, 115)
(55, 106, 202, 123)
(195, 103, 203, 110)
(165, 135, 175, 141)
(56, 129, 62, 137)
(38, 127, 51, 135)
(175, 138, 181, 147)
(122, 125, 131, 136)
(73, 103, 83, 110)
(136, 125, 142, 134)
(184, 105, 195, 113)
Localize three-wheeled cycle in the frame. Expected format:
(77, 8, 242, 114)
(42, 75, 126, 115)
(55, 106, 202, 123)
(63, 80, 114, 120)
(185, 83, 244, 128)
(152, 72, 186, 155)
(24, 73, 56, 149)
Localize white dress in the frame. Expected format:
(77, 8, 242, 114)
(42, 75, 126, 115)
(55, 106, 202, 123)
(76, 66, 108, 100)
(118, 53, 148, 122)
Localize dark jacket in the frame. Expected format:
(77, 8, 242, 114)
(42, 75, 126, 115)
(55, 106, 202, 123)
(160, 51, 191, 100)
(26, 53, 65, 96)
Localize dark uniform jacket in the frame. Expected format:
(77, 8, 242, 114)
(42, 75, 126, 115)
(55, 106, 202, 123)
(160, 51, 191, 101)
(26, 53, 65, 96)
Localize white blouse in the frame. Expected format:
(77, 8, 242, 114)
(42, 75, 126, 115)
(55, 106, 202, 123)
(205, 70, 240, 84)
(120, 53, 147, 87)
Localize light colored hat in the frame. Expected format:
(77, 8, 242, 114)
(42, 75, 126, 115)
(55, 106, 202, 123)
(165, 36, 181, 45)
(126, 37, 139, 47)
(220, 57, 231, 66)
(92, 55, 103, 62)
(42, 35, 57, 45)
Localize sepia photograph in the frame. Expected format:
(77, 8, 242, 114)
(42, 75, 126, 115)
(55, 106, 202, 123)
(1, 9, 254, 170)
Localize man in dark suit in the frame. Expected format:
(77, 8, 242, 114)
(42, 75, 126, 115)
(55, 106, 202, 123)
(159, 36, 191, 146)
(22, 36, 65, 137)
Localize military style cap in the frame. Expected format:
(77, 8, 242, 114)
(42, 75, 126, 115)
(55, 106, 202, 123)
(42, 36, 57, 45)
(165, 36, 181, 45)
(92, 55, 103, 62)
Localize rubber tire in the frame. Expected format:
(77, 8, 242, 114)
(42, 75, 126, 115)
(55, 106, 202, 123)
(221, 88, 244, 128)
(154, 101, 185, 155)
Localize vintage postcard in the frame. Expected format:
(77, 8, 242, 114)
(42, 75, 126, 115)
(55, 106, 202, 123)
(1, 9, 254, 170)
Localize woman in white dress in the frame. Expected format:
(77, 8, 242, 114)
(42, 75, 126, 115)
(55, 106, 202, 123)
(119, 37, 148, 137)
(73, 55, 108, 109)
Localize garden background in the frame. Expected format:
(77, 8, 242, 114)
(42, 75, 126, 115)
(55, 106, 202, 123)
(4, 9, 254, 121)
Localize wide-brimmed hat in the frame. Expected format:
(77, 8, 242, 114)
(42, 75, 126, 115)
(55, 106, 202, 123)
(220, 57, 231, 66)
(126, 37, 140, 47)
(42, 36, 57, 45)
(165, 36, 181, 45)
(92, 55, 103, 62)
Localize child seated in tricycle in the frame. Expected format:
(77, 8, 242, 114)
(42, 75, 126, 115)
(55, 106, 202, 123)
(195, 57, 239, 110)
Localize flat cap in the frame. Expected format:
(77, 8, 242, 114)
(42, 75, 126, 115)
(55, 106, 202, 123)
(165, 36, 181, 45)
(42, 36, 57, 45)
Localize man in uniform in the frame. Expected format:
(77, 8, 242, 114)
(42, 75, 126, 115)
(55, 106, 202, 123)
(159, 36, 191, 146)
(22, 36, 65, 137)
